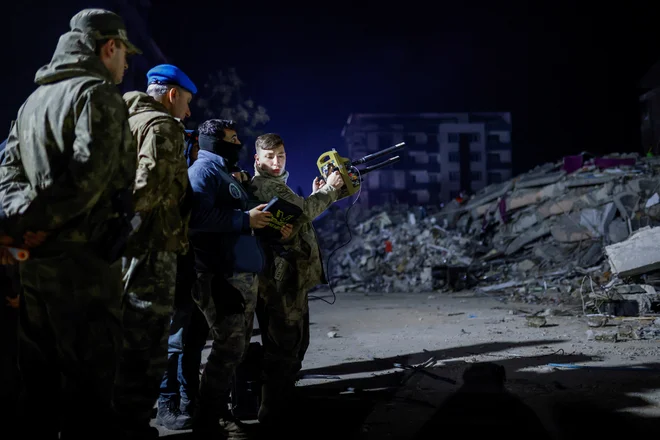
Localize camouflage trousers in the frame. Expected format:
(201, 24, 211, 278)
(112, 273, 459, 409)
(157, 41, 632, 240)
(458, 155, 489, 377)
(256, 276, 310, 385)
(192, 271, 257, 419)
(113, 251, 177, 431)
(16, 246, 123, 439)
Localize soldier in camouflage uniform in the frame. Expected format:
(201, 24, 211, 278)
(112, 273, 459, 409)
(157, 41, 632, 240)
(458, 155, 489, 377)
(112, 64, 196, 439)
(249, 133, 345, 430)
(186, 119, 291, 439)
(0, 8, 139, 439)
(156, 129, 209, 431)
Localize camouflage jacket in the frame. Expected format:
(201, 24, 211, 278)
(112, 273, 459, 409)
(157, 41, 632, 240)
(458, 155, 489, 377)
(123, 92, 190, 255)
(0, 30, 135, 250)
(250, 166, 339, 293)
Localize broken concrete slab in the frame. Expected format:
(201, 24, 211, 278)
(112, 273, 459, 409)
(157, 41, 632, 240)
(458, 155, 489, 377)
(314, 152, 660, 306)
(515, 171, 566, 189)
(605, 226, 660, 277)
(575, 183, 614, 208)
(533, 241, 569, 263)
(505, 220, 552, 254)
(566, 175, 617, 188)
(613, 192, 639, 220)
(578, 203, 616, 238)
(506, 182, 566, 211)
(537, 195, 581, 218)
(550, 215, 592, 243)
(510, 210, 541, 235)
(477, 279, 532, 292)
(626, 177, 660, 195)
(471, 202, 494, 219)
(462, 181, 514, 211)
(607, 218, 629, 243)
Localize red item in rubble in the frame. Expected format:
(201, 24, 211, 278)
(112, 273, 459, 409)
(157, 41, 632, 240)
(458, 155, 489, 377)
(562, 155, 584, 174)
(384, 241, 393, 253)
(498, 196, 509, 224)
(594, 157, 636, 169)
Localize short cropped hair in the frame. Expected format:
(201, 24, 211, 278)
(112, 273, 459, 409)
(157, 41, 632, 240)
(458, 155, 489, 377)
(146, 83, 172, 98)
(197, 119, 237, 138)
(255, 133, 284, 152)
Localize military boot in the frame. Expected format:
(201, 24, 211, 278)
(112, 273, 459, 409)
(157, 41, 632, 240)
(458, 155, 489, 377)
(156, 397, 193, 431)
(193, 400, 256, 439)
(219, 413, 256, 440)
(257, 381, 306, 439)
(257, 380, 295, 427)
(179, 393, 195, 420)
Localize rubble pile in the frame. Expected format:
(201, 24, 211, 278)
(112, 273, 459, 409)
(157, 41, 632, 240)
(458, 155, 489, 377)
(315, 152, 660, 313)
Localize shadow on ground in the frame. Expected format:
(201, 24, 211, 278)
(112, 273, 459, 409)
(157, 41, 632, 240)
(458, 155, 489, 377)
(160, 338, 660, 439)
(291, 339, 660, 439)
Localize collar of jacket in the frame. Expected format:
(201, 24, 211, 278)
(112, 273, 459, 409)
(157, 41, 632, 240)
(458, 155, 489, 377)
(253, 162, 290, 185)
(197, 149, 233, 171)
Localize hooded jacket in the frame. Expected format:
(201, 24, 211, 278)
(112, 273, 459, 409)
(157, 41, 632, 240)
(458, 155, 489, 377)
(250, 166, 339, 293)
(0, 30, 136, 253)
(122, 91, 190, 255)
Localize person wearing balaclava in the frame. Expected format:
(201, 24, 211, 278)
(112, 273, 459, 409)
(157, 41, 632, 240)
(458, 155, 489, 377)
(186, 119, 292, 438)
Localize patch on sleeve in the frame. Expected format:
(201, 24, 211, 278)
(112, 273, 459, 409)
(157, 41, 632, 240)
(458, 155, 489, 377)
(229, 182, 242, 199)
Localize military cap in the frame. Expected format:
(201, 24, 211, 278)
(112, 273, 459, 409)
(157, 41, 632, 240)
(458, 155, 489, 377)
(70, 8, 142, 55)
(146, 64, 198, 95)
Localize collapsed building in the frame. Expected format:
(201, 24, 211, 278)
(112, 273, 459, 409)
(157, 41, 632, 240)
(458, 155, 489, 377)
(315, 152, 660, 325)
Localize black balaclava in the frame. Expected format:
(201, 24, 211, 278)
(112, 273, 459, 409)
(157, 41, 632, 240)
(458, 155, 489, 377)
(198, 133, 243, 167)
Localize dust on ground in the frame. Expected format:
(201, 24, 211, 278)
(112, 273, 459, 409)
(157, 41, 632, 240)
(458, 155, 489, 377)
(157, 290, 660, 439)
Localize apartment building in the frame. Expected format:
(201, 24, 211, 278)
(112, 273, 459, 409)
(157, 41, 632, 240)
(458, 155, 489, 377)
(341, 112, 512, 207)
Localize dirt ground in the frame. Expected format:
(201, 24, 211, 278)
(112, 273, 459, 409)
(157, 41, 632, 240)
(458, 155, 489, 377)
(158, 290, 660, 439)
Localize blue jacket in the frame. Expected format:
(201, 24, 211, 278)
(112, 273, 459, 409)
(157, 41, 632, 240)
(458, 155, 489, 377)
(187, 149, 264, 274)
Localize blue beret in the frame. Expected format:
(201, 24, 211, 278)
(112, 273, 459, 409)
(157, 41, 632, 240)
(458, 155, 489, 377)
(146, 64, 197, 95)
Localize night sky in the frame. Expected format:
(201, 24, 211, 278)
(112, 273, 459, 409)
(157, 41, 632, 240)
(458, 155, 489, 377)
(3, 1, 660, 201)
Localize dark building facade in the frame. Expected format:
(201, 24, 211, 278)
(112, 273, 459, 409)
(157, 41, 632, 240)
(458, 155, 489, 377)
(640, 60, 660, 155)
(341, 112, 513, 208)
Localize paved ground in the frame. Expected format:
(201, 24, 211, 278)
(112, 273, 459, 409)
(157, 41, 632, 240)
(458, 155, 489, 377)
(157, 290, 660, 438)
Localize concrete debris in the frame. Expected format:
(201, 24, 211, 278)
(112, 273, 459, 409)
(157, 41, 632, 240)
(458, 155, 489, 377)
(586, 314, 609, 327)
(586, 329, 619, 342)
(314, 152, 660, 313)
(583, 316, 660, 342)
(526, 316, 547, 328)
(605, 226, 660, 277)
